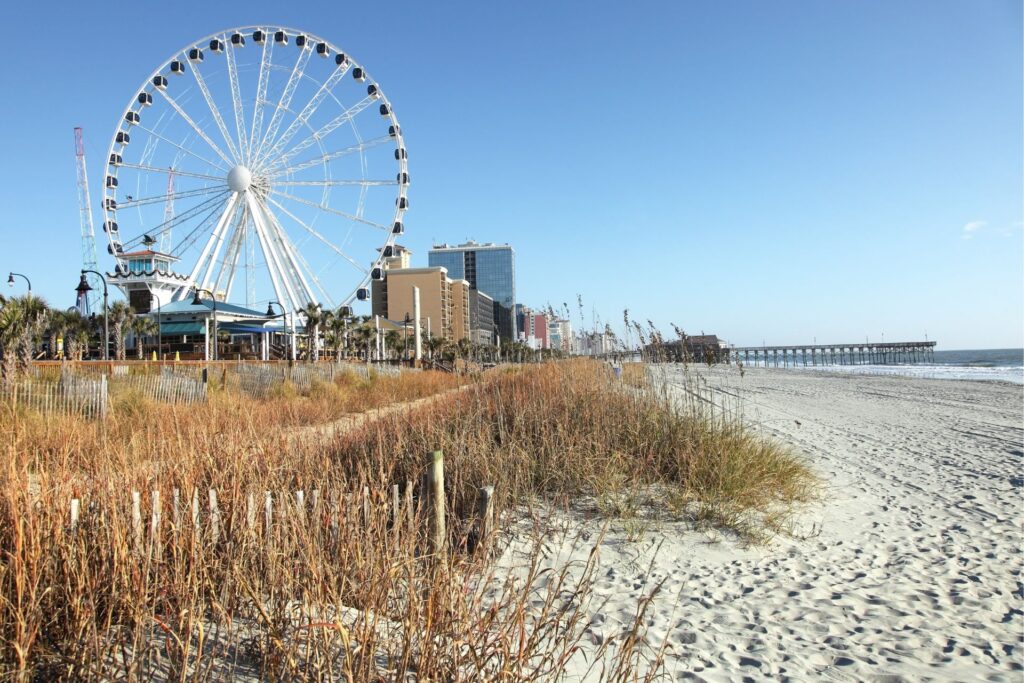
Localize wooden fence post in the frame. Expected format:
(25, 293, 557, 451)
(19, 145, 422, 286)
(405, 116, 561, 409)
(405, 480, 414, 530)
(391, 484, 400, 527)
(208, 490, 220, 544)
(362, 486, 370, 527)
(191, 489, 200, 549)
(246, 493, 256, 533)
(428, 450, 446, 554)
(131, 490, 143, 553)
(264, 492, 273, 539)
(151, 490, 162, 561)
(477, 486, 495, 553)
(99, 375, 108, 419)
(295, 490, 306, 525)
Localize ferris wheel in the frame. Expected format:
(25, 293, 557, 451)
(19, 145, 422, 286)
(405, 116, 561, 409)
(102, 26, 408, 313)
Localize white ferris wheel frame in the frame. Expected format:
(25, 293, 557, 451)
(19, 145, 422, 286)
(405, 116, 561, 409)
(101, 25, 409, 312)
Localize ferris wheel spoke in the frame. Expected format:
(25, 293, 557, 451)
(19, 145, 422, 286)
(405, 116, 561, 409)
(260, 200, 321, 306)
(211, 203, 249, 295)
(249, 35, 275, 165)
(164, 193, 235, 256)
(200, 200, 246, 292)
(264, 135, 392, 177)
(247, 192, 303, 311)
(274, 179, 398, 187)
(252, 45, 314, 168)
(154, 87, 235, 168)
(253, 60, 351, 168)
(264, 95, 376, 173)
(188, 192, 242, 284)
(117, 185, 226, 210)
(118, 163, 227, 183)
(120, 191, 230, 250)
(265, 195, 369, 275)
(222, 212, 251, 301)
(187, 55, 242, 162)
(135, 124, 230, 172)
(269, 190, 389, 231)
(224, 35, 250, 164)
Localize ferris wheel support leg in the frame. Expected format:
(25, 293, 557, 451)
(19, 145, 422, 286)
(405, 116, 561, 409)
(188, 192, 240, 286)
(211, 205, 248, 296)
(247, 193, 300, 313)
(200, 202, 244, 294)
(261, 205, 317, 306)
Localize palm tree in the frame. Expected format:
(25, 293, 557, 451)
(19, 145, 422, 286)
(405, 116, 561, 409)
(301, 302, 323, 362)
(384, 330, 401, 360)
(108, 301, 134, 361)
(424, 335, 444, 361)
(47, 308, 71, 360)
(130, 316, 159, 360)
(63, 311, 92, 362)
(324, 311, 353, 363)
(0, 294, 49, 383)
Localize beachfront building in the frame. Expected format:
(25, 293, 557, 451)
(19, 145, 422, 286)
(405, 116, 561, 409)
(515, 305, 550, 349)
(576, 330, 618, 356)
(654, 335, 728, 363)
(370, 266, 471, 341)
(106, 249, 192, 314)
(471, 290, 496, 346)
(137, 298, 291, 360)
(428, 241, 517, 341)
(548, 318, 574, 353)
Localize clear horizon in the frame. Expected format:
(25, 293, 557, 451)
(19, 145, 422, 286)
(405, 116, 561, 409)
(0, 1, 1020, 349)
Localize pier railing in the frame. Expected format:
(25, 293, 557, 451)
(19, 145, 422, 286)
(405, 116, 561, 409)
(728, 341, 936, 368)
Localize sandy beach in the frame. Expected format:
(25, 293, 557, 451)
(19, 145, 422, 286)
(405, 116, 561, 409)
(499, 366, 1023, 681)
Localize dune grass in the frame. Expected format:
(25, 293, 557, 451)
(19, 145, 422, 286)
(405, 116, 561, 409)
(0, 359, 817, 679)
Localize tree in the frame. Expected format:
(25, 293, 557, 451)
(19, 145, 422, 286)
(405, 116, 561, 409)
(47, 309, 71, 360)
(0, 294, 49, 384)
(108, 301, 134, 361)
(63, 311, 92, 362)
(424, 335, 444, 361)
(130, 316, 159, 360)
(301, 302, 323, 362)
(384, 330, 401, 360)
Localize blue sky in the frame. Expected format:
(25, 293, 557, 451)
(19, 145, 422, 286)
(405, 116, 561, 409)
(0, 1, 1020, 349)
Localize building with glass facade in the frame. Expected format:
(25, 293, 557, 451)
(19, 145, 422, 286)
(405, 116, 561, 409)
(428, 241, 517, 340)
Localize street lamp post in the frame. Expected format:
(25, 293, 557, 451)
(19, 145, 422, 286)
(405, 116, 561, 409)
(403, 313, 411, 363)
(153, 298, 163, 360)
(191, 288, 217, 361)
(7, 272, 31, 293)
(266, 301, 292, 364)
(77, 270, 109, 361)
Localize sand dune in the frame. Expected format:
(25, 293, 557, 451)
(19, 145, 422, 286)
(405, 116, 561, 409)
(498, 366, 1023, 680)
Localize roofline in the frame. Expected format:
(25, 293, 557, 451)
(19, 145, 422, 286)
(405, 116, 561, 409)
(385, 266, 449, 275)
(428, 244, 515, 253)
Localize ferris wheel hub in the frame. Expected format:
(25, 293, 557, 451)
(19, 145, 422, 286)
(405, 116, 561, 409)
(226, 165, 252, 192)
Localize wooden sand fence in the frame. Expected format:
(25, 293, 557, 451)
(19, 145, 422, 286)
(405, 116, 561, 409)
(64, 450, 497, 560)
(232, 362, 402, 398)
(115, 367, 208, 404)
(1, 373, 108, 418)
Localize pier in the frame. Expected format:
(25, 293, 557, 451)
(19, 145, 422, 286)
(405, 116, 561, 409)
(729, 341, 936, 368)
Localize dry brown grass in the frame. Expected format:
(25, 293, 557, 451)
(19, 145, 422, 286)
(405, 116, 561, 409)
(0, 359, 817, 679)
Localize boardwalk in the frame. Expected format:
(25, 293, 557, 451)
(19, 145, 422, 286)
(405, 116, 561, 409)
(729, 341, 936, 367)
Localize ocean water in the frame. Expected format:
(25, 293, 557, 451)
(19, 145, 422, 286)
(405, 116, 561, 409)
(793, 348, 1023, 384)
